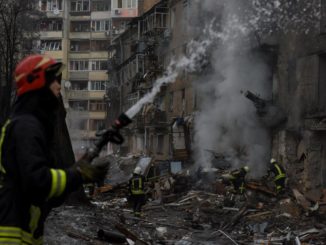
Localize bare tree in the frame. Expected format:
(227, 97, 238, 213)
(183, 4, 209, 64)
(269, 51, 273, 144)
(0, 0, 41, 125)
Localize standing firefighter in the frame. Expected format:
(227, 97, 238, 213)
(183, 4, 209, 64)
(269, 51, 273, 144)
(129, 167, 146, 217)
(0, 54, 109, 244)
(223, 166, 249, 194)
(267, 158, 286, 194)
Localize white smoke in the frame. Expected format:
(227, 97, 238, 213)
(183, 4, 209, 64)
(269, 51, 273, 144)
(191, 0, 320, 176)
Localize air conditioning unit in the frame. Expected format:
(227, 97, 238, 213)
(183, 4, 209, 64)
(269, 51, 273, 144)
(115, 9, 121, 15)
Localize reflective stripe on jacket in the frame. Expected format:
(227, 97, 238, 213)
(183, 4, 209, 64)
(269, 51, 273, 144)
(130, 176, 144, 195)
(272, 163, 286, 181)
(0, 115, 80, 243)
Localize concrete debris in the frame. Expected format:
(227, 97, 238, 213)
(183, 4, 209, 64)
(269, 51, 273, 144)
(44, 160, 326, 245)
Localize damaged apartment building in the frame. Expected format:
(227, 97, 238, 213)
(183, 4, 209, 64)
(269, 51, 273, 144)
(106, 0, 326, 192)
(107, 0, 194, 166)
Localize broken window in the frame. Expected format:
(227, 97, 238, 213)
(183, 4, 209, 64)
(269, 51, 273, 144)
(70, 80, 88, 90)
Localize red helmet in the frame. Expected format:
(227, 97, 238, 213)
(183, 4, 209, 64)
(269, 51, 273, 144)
(14, 54, 63, 96)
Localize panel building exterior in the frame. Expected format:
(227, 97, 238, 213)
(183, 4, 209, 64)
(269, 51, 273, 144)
(37, 0, 139, 156)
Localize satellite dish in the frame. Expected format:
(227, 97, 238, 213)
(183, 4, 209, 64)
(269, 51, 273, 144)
(53, 8, 59, 15)
(64, 81, 71, 89)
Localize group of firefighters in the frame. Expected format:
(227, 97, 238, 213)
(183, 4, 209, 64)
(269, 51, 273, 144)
(0, 54, 287, 244)
(223, 158, 287, 195)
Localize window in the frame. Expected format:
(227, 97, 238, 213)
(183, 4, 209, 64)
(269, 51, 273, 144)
(70, 40, 90, 51)
(170, 8, 175, 29)
(91, 40, 107, 51)
(89, 100, 106, 111)
(68, 100, 88, 111)
(41, 0, 63, 11)
(40, 19, 62, 31)
(40, 40, 62, 51)
(91, 20, 111, 31)
(156, 135, 164, 154)
(89, 119, 106, 131)
(92, 0, 111, 11)
(70, 81, 88, 90)
(69, 60, 89, 71)
(71, 0, 90, 12)
(117, 0, 122, 8)
(70, 21, 90, 32)
(126, 0, 136, 8)
(90, 80, 106, 90)
(181, 88, 186, 112)
(90, 60, 108, 70)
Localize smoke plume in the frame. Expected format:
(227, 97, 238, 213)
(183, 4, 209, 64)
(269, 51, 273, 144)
(190, 0, 320, 176)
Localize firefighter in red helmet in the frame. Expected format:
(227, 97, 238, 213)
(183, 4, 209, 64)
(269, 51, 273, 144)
(0, 54, 109, 244)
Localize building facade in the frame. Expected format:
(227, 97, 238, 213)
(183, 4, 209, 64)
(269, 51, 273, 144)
(38, 0, 139, 156)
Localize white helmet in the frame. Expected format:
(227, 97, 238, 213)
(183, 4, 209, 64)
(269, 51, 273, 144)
(270, 158, 277, 164)
(243, 166, 250, 172)
(133, 166, 142, 175)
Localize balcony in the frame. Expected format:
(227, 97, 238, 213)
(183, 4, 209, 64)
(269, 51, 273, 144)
(112, 8, 138, 18)
(69, 32, 91, 39)
(40, 31, 63, 38)
(69, 71, 89, 80)
(66, 90, 89, 100)
(65, 90, 105, 100)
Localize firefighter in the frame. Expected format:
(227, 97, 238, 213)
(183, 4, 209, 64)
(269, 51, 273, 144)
(129, 166, 146, 217)
(0, 54, 109, 244)
(266, 158, 286, 194)
(223, 166, 249, 194)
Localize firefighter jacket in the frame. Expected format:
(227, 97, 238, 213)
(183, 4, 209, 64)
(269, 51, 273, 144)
(268, 163, 286, 182)
(230, 168, 247, 194)
(0, 90, 83, 244)
(129, 174, 145, 195)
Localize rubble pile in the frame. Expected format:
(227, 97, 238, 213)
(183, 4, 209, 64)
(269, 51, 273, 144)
(45, 169, 326, 244)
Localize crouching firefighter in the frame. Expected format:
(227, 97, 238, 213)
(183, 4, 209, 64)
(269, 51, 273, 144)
(223, 166, 249, 194)
(267, 158, 286, 194)
(129, 167, 146, 217)
(0, 54, 109, 244)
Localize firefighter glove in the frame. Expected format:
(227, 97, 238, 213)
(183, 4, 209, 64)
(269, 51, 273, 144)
(74, 158, 109, 184)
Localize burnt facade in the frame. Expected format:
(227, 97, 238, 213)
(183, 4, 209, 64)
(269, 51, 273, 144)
(107, 0, 326, 190)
